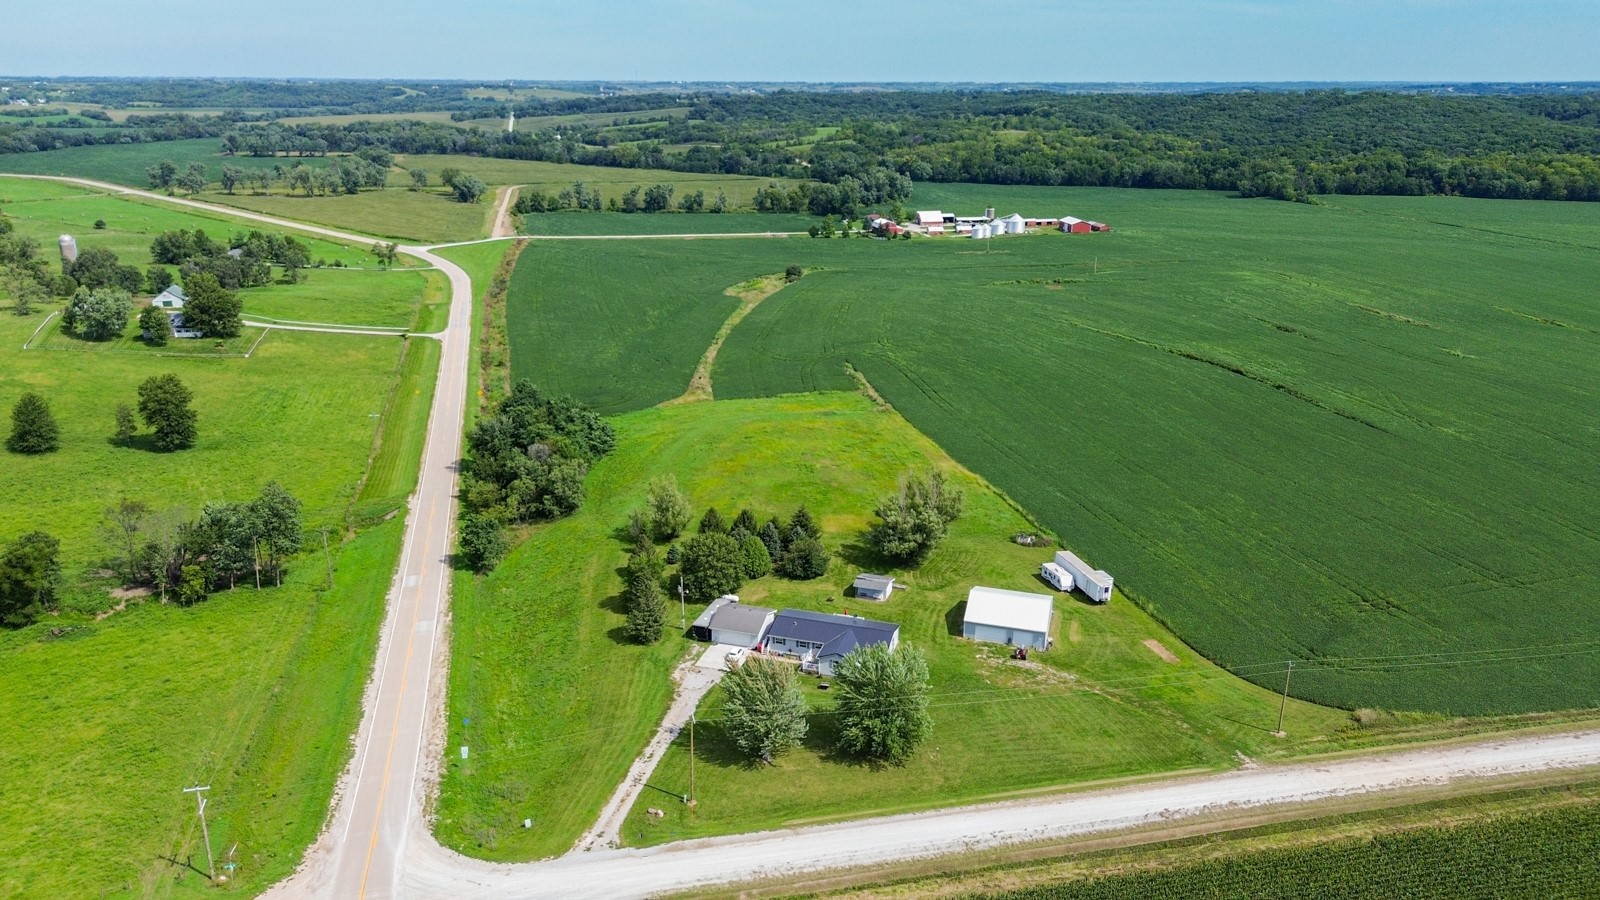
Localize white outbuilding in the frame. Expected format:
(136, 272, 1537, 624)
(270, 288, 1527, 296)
(998, 213, 1026, 234)
(962, 586, 1054, 651)
(1054, 550, 1113, 603)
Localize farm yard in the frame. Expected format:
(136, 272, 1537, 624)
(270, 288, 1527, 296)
(436, 392, 1346, 862)
(506, 186, 1600, 715)
(0, 179, 445, 896)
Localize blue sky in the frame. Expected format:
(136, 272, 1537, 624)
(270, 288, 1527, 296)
(2, 0, 1596, 82)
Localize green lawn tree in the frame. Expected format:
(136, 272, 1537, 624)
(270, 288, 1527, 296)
(102, 498, 149, 583)
(453, 175, 488, 203)
(136, 373, 198, 451)
(138, 305, 171, 345)
(112, 403, 136, 446)
(181, 272, 242, 338)
(832, 643, 933, 764)
(146, 159, 178, 194)
(0, 531, 62, 627)
(789, 505, 822, 541)
(647, 474, 693, 540)
(7, 392, 60, 454)
(678, 531, 745, 603)
(62, 287, 133, 340)
(868, 470, 964, 565)
(778, 535, 829, 580)
(722, 656, 808, 763)
(699, 506, 727, 534)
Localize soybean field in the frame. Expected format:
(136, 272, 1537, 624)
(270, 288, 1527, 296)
(505, 187, 1600, 714)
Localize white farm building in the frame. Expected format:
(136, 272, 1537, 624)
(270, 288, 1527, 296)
(962, 586, 1054, 650)
(1054, 550, 1113, 603)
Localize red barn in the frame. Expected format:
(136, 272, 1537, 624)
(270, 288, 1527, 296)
(1060, 216, 1093, 234)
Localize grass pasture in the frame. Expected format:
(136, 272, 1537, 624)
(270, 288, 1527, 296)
(504, 189, 1600, 715)
(241, 267, 447, 330)
(0, 138, 288, 189)
(437, 392, 1345, 861)
(0, 183, 441, 896)
(202, 186, 491, 243)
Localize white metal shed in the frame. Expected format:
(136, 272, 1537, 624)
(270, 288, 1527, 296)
(962, 586, 1054, 650)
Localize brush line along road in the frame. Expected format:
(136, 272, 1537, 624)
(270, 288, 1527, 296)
(6, 176, 1599, 899)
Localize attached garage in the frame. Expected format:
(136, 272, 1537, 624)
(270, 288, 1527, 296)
(962, 586, 1054, 651)
(707, 602, 776, 648)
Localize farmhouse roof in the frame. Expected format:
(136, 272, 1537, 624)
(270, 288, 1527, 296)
(1061, 216, 1085, 225)
(160, 285, 188, 302)
(708, 602, 775, 635)
(767, 609, 899, 659)
(964, 586, 1054, 634)
(916, 210, 946, 225)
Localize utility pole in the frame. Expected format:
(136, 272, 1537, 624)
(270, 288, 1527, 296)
(182, 785, 215, 881)
(688, 712, 696, 808)
(1275, 660, 1295, 736)
(321, 527, 333, 588)
(678, 575, 687, 632)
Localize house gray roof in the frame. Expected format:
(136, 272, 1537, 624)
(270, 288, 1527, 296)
(692, 595, 736, 631)
(766, 609, 899, 660)
(162, 285, 188, 301)
(853, 574, 895, 593)
(708, 603, 775, 636)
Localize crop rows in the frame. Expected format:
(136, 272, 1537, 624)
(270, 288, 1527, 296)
(506, 187, 1600, 714)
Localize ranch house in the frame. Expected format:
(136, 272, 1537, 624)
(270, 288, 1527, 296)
(761, 609, 900, 676)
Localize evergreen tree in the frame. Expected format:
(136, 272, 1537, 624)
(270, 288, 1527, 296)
(0, 530, 61, 626)
(789, 505, 822, 541)
(624, 569, 666, 644)
(732, 508, 759, 535)
(7, 392, 59, 454)
(778, 535, 830, 580)
(739, 534, 773, 580)
(759, 518, 785, 560)
(699, 506, 727, 534)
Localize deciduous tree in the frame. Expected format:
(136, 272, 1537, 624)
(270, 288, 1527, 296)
(146, 159, 178, 194)
(138, 305, 172, 345)
(181, 271, 242, 338)
(722, 656, 808, 762)
(868, 470, 964, 565)
(137, 373, 198, 451)
(457, 513, 506, 573)
(102, 498, 149, 582)
(679, 532, 745, 603)
(833, 643, 932, 763)
(0, 530, 61, 627)
(647, 475, 692, 540)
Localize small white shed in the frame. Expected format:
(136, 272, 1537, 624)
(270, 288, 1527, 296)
(963, 586, 1054, 651)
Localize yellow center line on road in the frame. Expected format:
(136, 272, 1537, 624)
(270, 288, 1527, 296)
(358, 493, 439, 899)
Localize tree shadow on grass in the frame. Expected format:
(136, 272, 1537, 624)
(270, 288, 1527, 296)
(836, 535, 897, 576)
(108, 433, 170, 453)
(806, 708, 897, 771)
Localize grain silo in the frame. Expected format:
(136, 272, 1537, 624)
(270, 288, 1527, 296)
(58, 234, 78, 264)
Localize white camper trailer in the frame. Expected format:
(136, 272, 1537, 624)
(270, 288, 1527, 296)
(1053, 550, 1112, 602)
(1041, 561, 1074, 592)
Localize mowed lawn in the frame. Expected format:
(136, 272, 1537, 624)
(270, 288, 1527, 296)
(436, 393, 1344, 861)
(241, 267, 447, 330)
(504, 191, 1600, 715)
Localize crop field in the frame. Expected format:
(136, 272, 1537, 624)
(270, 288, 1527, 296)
(0, 138, 289, 188)
(977, 795, 1600, 900)
(392, 153, 799, 200)
(517, 211, 814, 236)
(458, 107, 691, 132)
(203, 187, 492, 243)
(504, 189, 1600, 714)
(438, 392, 1344, 861)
